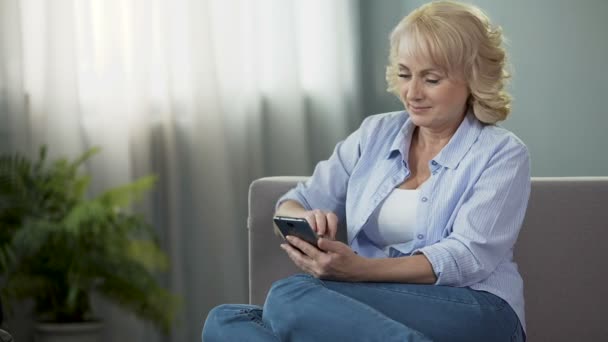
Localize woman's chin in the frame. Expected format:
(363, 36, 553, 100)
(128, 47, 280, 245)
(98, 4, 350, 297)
(406, 111, 429, 126)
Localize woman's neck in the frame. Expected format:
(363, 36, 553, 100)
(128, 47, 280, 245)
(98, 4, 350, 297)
(414, 114, 465, 151)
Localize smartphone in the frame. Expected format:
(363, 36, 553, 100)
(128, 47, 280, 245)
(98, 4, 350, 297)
(273, 215, 319, 247)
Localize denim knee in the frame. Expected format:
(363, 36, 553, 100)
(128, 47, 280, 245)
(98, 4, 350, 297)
(265, 274, 317, 306)
(263, 274, 319, 333)
(202, 304, 274, 342)
(269, 274, 315, 294)
(202, 304, 232, 341)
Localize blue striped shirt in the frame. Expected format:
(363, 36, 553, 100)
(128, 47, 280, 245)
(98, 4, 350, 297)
(277, 110, 531, 332)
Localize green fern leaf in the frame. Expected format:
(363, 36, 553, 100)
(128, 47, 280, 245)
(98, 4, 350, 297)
(97, 175, 156, 208)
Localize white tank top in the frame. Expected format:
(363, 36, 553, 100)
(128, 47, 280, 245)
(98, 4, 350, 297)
(365, 188, 419, 254)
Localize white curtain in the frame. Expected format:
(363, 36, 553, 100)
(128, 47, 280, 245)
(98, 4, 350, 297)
(0, 0, 361, 340)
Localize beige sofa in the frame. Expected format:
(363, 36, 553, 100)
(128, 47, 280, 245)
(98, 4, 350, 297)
(248, 177, 608, 341)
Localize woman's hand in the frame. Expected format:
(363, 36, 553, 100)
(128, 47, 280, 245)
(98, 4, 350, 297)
(280, 235, 367, 282)
(299, 209, 339, 240)
(275, 202, 338, 240)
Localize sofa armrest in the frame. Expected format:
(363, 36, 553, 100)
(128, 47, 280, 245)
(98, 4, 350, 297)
(248, 177, 307, 305)
(0, 329, 13, 342)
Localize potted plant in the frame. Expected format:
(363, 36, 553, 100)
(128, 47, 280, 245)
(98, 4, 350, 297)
(0, 146, 180, 342)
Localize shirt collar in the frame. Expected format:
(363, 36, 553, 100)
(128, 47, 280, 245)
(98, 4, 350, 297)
(433, 111, 483, 169)
(386, 110, 483, 169)
(387, 113, 416, 162)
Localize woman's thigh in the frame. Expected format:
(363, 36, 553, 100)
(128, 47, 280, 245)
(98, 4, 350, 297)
(264, 274, 432, 342)
(319, 276, 522, 342)
(203, 304, 280, 342)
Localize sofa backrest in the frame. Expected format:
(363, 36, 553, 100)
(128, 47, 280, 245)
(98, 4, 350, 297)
(513, 177, 608, 341)
(248, 176, 608, 342)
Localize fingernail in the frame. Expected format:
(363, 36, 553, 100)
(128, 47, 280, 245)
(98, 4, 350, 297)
(286, 236, 293, 242)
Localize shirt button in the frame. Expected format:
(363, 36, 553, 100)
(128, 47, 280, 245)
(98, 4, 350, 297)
(421, 197, 428, 202)
(431, 161, 437, 166)
(417, 234, 424, 239)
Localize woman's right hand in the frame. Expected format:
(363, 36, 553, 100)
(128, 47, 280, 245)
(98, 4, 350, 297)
(300, 209, 339, 240)
(275, 200, 339, 240)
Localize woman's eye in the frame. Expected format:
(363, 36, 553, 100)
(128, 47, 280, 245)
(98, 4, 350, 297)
(426, 79, 440, 84)
(398, 74, 411, 79)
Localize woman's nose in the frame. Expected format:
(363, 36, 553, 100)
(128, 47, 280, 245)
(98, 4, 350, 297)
(406, 79, 424, 101)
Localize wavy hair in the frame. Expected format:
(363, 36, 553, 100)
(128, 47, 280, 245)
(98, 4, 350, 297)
(386, 1, 511, 124)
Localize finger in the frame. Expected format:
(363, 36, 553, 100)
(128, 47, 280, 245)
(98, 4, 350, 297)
(304, 213, 318, 233)
(281, 243, 305, 263)
(281, 243, 313, 273)
(314, 211, 327, 237)
(317, 238, 349, 254)
(326, 212, 339, 240)
(286, 235, 322, 258)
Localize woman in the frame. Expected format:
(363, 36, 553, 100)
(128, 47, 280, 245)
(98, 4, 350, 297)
(203, 1, 529, 341)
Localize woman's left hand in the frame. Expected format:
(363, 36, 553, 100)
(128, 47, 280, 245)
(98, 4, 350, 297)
(281, 236, 367, 282)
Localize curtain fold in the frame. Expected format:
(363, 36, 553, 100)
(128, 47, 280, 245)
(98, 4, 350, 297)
(0, 0, 28, 155)
(0, 0, 361, 340)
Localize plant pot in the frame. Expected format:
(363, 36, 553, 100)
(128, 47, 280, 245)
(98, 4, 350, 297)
(34, 321, 102, 342)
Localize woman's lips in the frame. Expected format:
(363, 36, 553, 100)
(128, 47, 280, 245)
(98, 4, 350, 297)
(408, 104, 431, 113)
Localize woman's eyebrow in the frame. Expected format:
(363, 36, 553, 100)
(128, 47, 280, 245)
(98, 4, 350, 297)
(398, 64, 441, 75)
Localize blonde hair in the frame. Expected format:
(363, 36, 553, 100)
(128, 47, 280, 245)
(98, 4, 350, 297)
(386, 1, 511, 124)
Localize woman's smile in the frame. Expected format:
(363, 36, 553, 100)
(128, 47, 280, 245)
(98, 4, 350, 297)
(408, 104, 432, 114)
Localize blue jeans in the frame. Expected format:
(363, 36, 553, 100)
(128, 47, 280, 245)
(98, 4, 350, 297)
(203, 274, 524, 341)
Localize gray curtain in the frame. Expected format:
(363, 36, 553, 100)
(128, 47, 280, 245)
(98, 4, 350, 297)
(0, 0, 362, 340)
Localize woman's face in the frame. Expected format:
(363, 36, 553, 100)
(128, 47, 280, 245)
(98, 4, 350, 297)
(396, 37, 470, 132)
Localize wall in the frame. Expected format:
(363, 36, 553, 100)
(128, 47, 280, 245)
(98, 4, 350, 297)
(358, 0, 608, 176)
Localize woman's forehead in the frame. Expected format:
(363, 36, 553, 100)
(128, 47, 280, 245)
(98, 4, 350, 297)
(397, 56, 440, 72)
(396, 34, 453, 74)
(397, 44, 442, 72)
(398, 35, 433, 60)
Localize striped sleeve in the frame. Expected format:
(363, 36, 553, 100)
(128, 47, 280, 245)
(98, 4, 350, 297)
(275, 118, 366, 222)
(415, 140, 531, 287)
